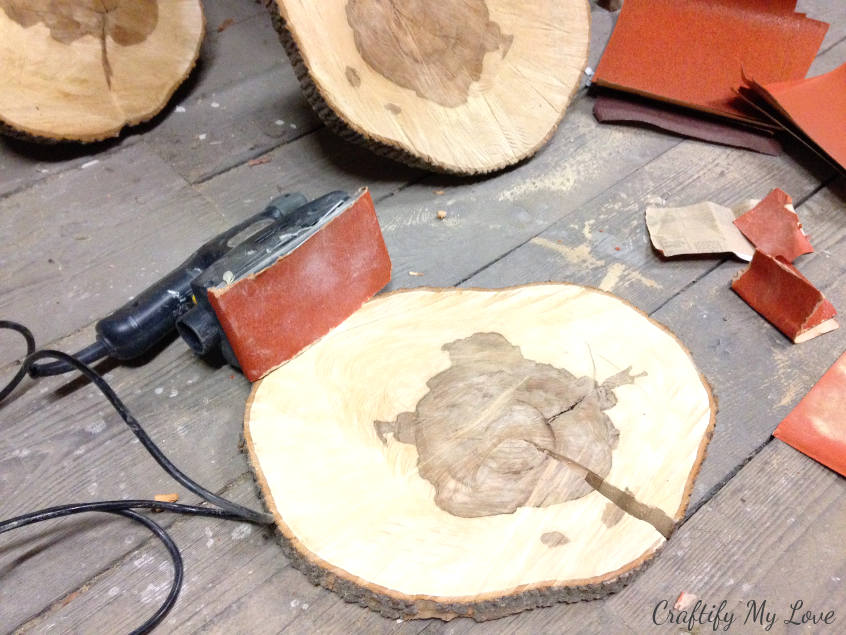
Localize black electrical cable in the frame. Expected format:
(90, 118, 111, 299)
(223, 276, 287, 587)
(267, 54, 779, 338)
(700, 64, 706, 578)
(0, 321, 274, 634)
(27, 339, 109, 378)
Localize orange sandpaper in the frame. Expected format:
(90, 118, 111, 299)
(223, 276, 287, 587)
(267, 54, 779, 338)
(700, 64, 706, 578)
(733, 188, 813, 263)
(593, 0, 828, 123)
(745, 62, 846, 171)
(208, 190, 391, 381)
(732, 250, 837, 343)
(774, 351, 846, 477)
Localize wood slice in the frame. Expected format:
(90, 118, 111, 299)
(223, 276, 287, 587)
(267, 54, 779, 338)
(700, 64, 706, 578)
(268, 0, 590, 174)
(245, 285, 715, 621)
(0, 0, 204, 142)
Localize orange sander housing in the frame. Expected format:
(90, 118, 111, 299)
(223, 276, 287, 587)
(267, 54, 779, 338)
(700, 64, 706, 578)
(181, 189, 391, 381)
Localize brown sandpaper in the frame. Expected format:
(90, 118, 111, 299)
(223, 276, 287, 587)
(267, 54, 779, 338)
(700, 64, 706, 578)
(593, 94, 782, 155)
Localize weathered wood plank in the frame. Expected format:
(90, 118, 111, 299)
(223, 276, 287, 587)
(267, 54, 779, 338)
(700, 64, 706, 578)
(462, 139, 830, 307)
(3, 4, 845, 633)
(365, 95, 681, 289)
(0, 337, 256, 630)
(607, 440, 846, 632)
(194, 126, 424, 223)
(140, 0, 323, 184)
(0, 144, 229, 369)
(801, 0, 846, 58)
(11, 476, 424, 634)
(809, 31, 846, 76)
(141, 62, 320, 185)
(0, 136, 135, 201)
(649, 180, 846, 508)
(0, 0, 277, 199)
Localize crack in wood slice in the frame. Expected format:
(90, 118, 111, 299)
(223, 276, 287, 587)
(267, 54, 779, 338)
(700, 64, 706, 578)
(533, 444, 676, 539)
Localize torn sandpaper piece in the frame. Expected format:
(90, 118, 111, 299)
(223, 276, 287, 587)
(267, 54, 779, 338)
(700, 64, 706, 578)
(645, 202, 754, 260)
(592, 0, 828, 124)
(742, 62, 846, 172)
(774, 351, 846, 477)
(731, 250, 838, 343)
(733, 188, 813, 263)
(593, 94, 782, 156)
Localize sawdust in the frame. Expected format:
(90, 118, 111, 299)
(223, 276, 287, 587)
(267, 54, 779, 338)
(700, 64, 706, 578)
(599, 263, 661, 292)
(532, 238, 660, 291)
(773, 348, 807, 409)
(531, 237, 603, 268)
(498, 164, 577, 201)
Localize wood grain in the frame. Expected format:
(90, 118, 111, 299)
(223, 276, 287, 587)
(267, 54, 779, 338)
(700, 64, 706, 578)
(245, 285, 714, 618)
(271, 0, 590, 173)
(0, 0, 204, 142)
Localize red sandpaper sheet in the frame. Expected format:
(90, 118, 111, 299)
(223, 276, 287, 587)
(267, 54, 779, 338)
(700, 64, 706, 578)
(746, 62, 846, 171)
(774, 351, 846, 477)
(733, 188, 813, 262)
(593, 0, 828, 123)
(209, 190, 392, 381)
(731, 250, 836, 343)
(593, 94, 782, 155)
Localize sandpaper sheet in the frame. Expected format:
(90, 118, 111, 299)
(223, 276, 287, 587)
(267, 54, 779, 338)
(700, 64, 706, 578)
(733, 188, 813, 263)
(593, 94, 782, 155)
(774, 351, 846, 477)
(646, 202, 754, 260)
(593, 0, 828, 124)
(744, 62, 846, 171)
(731, 250, 838, 343)
(209, 190, 391, 381)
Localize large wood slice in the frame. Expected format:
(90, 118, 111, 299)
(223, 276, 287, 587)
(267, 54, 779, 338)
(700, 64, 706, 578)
(245, 285, 715, 620)
(0, 0, 204, 142)
(268, 0, 590, 174)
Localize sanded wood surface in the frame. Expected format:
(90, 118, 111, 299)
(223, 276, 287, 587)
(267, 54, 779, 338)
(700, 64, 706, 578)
(0, 0, 205, 142)
(246, 286, 714, 619)
(1, 1, 845, 633)
(269, 0, 590, 173)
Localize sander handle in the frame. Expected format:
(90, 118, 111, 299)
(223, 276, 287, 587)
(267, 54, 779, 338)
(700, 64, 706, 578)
(95, 192, 308, 360)
(29, 193, 308, 376)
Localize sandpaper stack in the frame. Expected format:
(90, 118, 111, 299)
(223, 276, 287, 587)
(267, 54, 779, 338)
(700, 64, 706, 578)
(592, 0, 830, 155)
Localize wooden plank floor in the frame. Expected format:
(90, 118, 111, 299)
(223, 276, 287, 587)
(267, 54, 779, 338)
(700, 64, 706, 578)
(1, 1, 844, 633)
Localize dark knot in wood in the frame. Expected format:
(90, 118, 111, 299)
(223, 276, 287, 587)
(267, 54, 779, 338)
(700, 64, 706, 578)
(345, 0, 512, 107)
(1, 0, 159, 45)
(375, 332, 643, 517)
(1, 0, 159, 87)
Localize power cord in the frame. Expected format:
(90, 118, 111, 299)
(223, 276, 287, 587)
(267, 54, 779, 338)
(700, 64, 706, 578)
(0, 320, 274, 634)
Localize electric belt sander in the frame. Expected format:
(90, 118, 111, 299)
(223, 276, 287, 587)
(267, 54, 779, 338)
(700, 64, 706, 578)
(33, 189, 391, 381)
